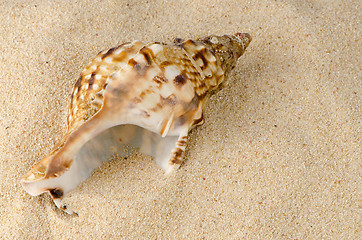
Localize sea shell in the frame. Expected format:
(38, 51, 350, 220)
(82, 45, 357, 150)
(21, 33, 252, 214)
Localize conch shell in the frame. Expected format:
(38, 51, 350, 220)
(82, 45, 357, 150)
(21, 33, 252, 213)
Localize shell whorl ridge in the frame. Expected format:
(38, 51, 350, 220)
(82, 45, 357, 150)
(21, 33, 251, 213)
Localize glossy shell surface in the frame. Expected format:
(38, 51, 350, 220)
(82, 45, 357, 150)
(21, 33, 252, 213)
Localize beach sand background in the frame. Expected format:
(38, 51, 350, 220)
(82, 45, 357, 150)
(0, 0, 360, 239)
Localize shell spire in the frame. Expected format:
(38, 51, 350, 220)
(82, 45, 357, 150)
(200, 33, 252, 76)
(21, 33, 252, 214)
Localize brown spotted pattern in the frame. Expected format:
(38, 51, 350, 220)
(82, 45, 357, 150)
(21, 34, 252, 211)
(67, 41, 145, 132)
(24, 33, 252, 180)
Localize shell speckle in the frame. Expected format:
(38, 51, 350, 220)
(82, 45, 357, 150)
(21, 33, 252, 214)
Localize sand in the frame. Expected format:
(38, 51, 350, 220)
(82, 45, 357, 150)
(0, 0, 360, 239)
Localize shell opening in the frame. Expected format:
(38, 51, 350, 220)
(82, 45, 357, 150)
(21, 124, 180, 197)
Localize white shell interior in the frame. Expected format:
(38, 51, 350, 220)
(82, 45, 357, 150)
(22, 124, 179, 200)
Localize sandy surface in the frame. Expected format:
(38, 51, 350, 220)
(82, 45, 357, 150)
(0, 0, 360, 239)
